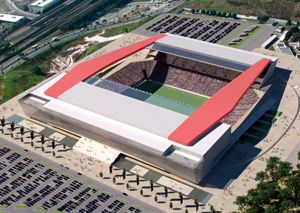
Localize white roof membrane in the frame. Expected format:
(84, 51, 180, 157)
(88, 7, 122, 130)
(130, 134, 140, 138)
(59, 82, 188, 137)
(150, 34, 276, 71)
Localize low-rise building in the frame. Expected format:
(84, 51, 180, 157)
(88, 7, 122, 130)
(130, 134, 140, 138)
(0, 13, 24, 23)
(28, 0, 61, 14)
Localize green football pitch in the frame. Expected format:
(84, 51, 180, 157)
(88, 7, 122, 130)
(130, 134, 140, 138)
(135, 80, 208, 114)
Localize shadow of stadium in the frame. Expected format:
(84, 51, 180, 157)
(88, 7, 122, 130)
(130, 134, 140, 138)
(199, 67, 291, 189)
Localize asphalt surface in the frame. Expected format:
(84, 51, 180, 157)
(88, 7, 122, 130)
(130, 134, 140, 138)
(0, 137, 162, 213)
(287, 142, 300, 168)
(0, 17, 146, 75)
(239, 24, 276, 51)
(4, 0, 38, 19)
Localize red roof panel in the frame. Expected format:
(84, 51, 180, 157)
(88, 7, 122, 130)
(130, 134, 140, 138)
(45, 34, 166, 98)
(168, 58, 270, 146)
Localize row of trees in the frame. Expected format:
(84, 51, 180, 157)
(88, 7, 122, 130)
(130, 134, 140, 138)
(258, 15, 270, 24)
(235, 152, 300, 212)
(0, 39, 10, 55)
(191, 8, 238, 19)
(285, 25, 300, 43)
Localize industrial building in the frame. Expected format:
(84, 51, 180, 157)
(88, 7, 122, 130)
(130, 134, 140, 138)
(20, 34, 277, 183)
(28, 0, 61, 14)
(0, 13, 25, 23)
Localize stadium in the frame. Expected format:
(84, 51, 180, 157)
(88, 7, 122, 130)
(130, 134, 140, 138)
(19, 33, 277, 183)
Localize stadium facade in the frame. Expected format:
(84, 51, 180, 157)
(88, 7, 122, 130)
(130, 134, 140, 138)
(20, 34, 277, 183)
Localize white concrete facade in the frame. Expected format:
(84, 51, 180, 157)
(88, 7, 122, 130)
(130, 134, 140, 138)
(29, 0, 60, 14)
(0, 13, 24, 23)
(19, 73, 232, 183)
(18, 35, 277, 183)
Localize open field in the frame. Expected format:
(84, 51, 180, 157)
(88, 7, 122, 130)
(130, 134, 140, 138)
(136, 80, 208, 108)
(183, 0, 300, 21)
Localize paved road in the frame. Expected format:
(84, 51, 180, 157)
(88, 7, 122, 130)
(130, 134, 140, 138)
(0, 0, 184, 74)
(287, 140, 300, 168)
(0, 137, 162, 213)
(239, 24, 276, 51)
(4, 0, 38, 19)
(0, 17, 147, 74)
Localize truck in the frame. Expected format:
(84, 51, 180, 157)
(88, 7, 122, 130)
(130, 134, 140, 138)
(52, 37, 60, 42)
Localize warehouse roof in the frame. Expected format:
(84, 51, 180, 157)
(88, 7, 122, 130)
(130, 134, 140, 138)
(31, 0, 59, 7)
(0, 13, 24, 23)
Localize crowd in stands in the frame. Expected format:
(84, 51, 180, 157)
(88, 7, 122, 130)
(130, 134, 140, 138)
(107, 60, 157, 86)
(106, 54, 259, 125)
(222, 89, 259, 125)
(164, 54, 240, 81)
(150, 65, 228, 97)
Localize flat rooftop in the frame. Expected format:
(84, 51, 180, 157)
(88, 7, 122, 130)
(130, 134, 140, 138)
(59, 82, 188, 138)
(0, 13, 24, 23)
(149, 34, 276, 72)
(30, 0, 58, 7)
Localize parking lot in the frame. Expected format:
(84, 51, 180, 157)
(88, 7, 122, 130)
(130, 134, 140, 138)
(0, 139, 162, 213)
(135, 14, 275, 50)
(138, 14, 245, 44)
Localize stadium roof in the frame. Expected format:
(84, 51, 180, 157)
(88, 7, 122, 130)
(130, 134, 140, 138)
(45, 33, 166, 98)
(43, 33, 272, 146)
(168, 58, 270, 146)
(149, 34, 275, 71)
(59, 82, 188, 137)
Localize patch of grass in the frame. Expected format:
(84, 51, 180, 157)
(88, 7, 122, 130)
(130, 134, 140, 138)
(230, 26, 261, 48)
(35, 206, 46, 213)
(136, 80, 208, 107)
(0, 63, 46, 103)
(103, 16, 154, 37)
(0, 40, 82, 104)
(15, 204, 28, 209)
(272, 111, 283, 123)
(0, 204, 8, 208)
(80, 42, 111, 60)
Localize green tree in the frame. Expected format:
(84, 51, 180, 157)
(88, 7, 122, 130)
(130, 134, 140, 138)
(291, 33, 300, 42)
(258, 15, 269, 24)
(32, 66, 45, 76)
(284, 26, 299, 42)
(235, 153, 300, 212)
(210, 10, 217, 16)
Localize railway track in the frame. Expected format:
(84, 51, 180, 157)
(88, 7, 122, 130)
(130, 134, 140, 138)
(0, 0, 105, 64)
